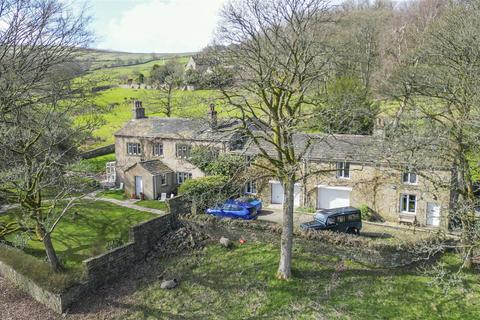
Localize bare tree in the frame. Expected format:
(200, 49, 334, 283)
(0, 0, 95, 272)
(387, 0, 480, 270)
(147, 60, 185, 117)
(215, 0, 333, 279)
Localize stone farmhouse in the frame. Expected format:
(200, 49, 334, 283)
(114, 101, 243, 200)
(114, 101, 453, 229)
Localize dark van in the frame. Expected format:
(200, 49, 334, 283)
(300, 207, 362, 235)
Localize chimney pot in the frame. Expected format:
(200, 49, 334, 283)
(132, 100, 146, 120)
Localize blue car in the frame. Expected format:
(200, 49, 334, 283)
(206, 197, 262, 220)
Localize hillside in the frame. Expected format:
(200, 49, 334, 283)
(78, 48, 195, 71)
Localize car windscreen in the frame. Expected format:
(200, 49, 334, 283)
(314, 213, 328, 223)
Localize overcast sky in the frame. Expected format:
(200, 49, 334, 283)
(83, 0, 226, 53)
(82, 0, 405, 54)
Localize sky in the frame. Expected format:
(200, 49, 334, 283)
(82, 0, 227, 53)
(80, 0, 406, 54)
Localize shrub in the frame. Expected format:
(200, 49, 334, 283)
(359, 204, 371, 220)
(179, 175, 242, 212)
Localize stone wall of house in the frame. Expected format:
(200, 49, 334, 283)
(258, 162, 452, 228)
(115, 135, 229, 187)
(80, 144, 115, 159)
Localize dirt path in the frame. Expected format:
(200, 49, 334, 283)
(0, 275, 60, 320)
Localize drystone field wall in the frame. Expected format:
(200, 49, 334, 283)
(0, 213, 177, 314)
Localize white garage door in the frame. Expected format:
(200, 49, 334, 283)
(270, 182, 301, 207)
(317, 186, 351, 209)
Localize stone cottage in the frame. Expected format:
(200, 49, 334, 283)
(114, 101, 243, 199)
(114, 101, 453, 228)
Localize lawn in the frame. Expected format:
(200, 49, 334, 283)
(121, 242, 480, 320)
(0, 200, 156, 269)
(98, 189, 127, 200)
(134, 200, 168, 211)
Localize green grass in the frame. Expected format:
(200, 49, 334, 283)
(134, 200, 168, 211)
(0, 244, 82, 293)
(97, 190, 127, 200)
(85, 87, 227, 148)
(74, 153, 115, 174)
(123, 242, 480, 319)
(0, 200, 156, 268)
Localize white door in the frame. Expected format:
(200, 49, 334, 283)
(270, 182, 301, 207)
(135, 176, 143, 197)
(317, 187, 351, 209)
(426, 203, 441, 227)
(271, 182, 284, 204)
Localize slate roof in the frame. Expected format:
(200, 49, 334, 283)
(239, 133, 449, 169)
(115, 117, 240, 142)
(126, 160, 173, 175)
(240, 133, 381, 161)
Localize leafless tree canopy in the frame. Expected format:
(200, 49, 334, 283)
(0, 0, 95, 272)
(0, 0, 92, 115)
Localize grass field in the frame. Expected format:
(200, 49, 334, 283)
(121, 242, 480, 320)
(86, 87, 227, 147)
(0, 200, 156, 268)
(76, 153, 116, 173)
(79, 48, 193, 70)
(84, 56, 190, 85)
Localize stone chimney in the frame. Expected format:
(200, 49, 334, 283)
(373, 117, 385, 138)
(208, 103, 218, 129)
(132, 100, 146, 120)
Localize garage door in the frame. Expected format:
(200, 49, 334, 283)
(317, 186, 351, 209)
(270, 182, 301, 207)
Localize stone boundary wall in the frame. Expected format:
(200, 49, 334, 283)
(0, 260, 86, 314)
(0, 213, 177, 314)
(84, 214, 176, 287)
(167, 195, 192, 216)
(80, 144, 115, 159)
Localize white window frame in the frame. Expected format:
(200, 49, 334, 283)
(176, 144, 191, 159)
(400, 194, 417, 214)
(336, 161, 350, 179)
(127, 143, 142, 156)
(176, 172, 192, 184)
(402, 172, 418, 185)
(153, 142, 164, 157)
(245, 181, 257, 194)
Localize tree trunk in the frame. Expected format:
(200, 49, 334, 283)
(36, 223, 63, 272)
(277, 176, 295, 280)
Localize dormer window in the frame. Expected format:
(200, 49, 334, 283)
(127, 143, 142, 156)
(402, 172, 417, 185)
(336, 161, 350, 179)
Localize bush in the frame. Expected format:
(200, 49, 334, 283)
(359, 204, 371, 220)
(0, 244, 84, 293)
(179, 175, 242, 212)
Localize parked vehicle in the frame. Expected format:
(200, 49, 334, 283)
(206, 197, 262, 220)
(300, 207, 362, 234)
